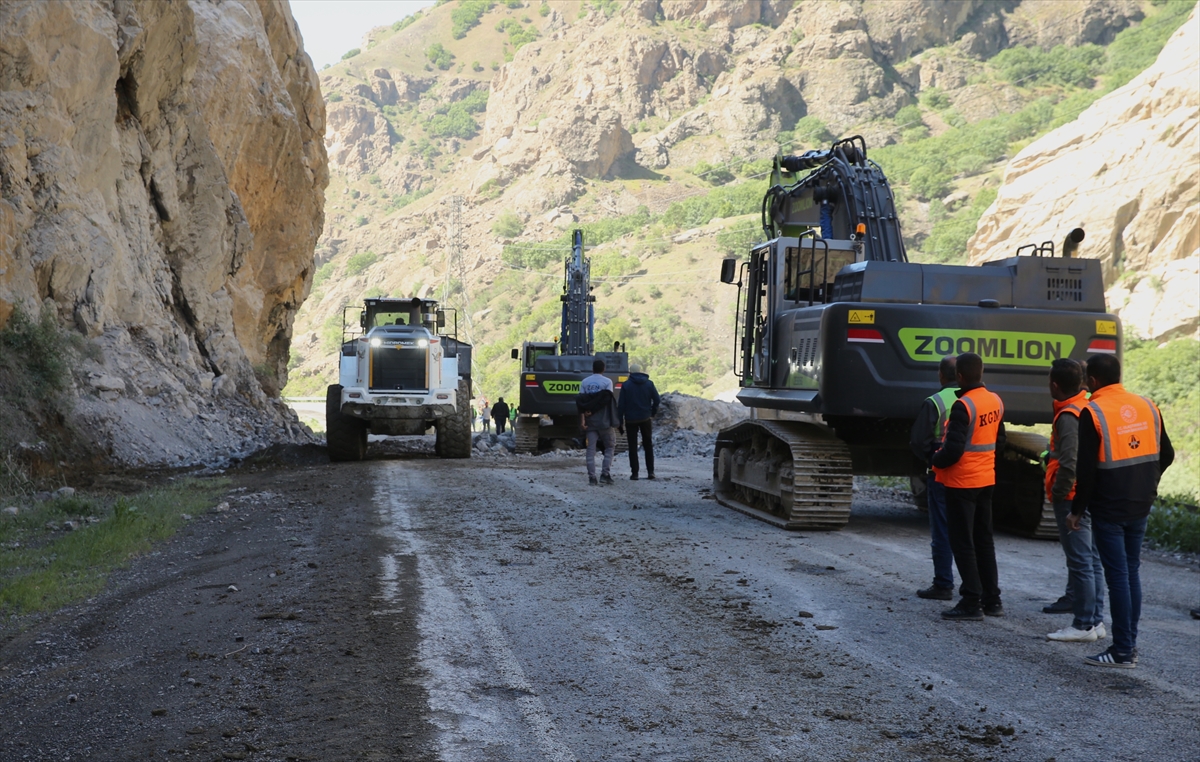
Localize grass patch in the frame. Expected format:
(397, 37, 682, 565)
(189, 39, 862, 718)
(1147, 495, 1200, 553)
(0, 479, 227, 616)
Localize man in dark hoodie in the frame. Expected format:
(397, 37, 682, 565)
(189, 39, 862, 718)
(617, 363, 661, 480)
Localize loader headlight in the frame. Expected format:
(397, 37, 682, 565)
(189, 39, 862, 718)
(417, 339, 429, 348)
(370, 337, 382, 347)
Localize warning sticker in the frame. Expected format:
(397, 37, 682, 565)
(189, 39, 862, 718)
(1096, 320, 1117, 336)
(848, 310, 875, 325)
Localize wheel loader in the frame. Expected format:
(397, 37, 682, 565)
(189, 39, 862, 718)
(714, 136, 1120, 536)
(326, 297, 472, 461)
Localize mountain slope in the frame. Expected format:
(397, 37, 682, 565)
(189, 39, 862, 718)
(287, 0, 1189, 407)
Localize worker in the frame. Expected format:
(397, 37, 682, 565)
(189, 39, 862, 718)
(1044, 358, 1107, 643)
(492, 397, 510, 435)
(577, 359, 617, 486)
(481, 400, 491, 433)
(909, 355, 958, 601)
(617, 363, 660, 480)
(931, 352, 1006, 621)
(1068, 353, 1173, 668)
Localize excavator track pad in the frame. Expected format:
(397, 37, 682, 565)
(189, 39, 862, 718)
(713, 420, 853, 530)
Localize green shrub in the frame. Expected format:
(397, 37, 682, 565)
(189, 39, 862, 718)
(790, 116, 833, 149)
(539, 1, 550, 16)
(921, 88, 950, 110)
(589, 0, 619, 18)
(345, 250, 379, 275)
(312, 261, 335, 287)
(427, 104, 479, 139)
(393, 12, 422, 31)
(691, 160, 735, 186)
(496, 18, 539, 50)
(492, 210, 525, 238)
(660, 181, 760, 231)
(326, 92, 343, 103)
(894, 104, 923, 129)
(716, 217, 763, 257)
(451, 0, 492, 39)
(590, 251, 641, 278)
(1146, 497, 1200, 553)
(459, 88, 489, 113)
(919, 188, 996, 264)
(990, 44, 1105, 88)
(341, 48, 361, 60)
(0, 305, 77, 400)
(426, 42, 455, 70)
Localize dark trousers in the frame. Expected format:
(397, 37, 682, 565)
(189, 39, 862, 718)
(626, 419, 654, 476)
(1093, 516, 1147, 656)
(945, 485, 1001, 610)
(494, 416, 506, 434)
(926, 476, 955, 590)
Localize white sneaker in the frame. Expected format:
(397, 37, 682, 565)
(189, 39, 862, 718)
(1093, 622, 1107, 640)
(1047, 624, 1100, 642)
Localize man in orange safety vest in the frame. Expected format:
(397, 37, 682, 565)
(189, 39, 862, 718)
(931, 352, 1006, 621)
(1068, 353, 1173, 668)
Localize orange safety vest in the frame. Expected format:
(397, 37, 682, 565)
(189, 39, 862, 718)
(934, 387, 1005, 489)
(1085, 384, 1162, 470)
(1044, 390, 1089, 502)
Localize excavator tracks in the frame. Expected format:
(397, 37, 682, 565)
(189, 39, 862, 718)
(713, 420, 853, 530)
(514, 417, 540, 455)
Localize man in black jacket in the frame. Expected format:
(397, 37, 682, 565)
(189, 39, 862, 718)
(617, 363, 660, 480)
(1068, 353, 1173, 668)
(492, 397, 510, 434)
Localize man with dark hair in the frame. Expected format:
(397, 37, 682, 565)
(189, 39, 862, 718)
(1069, 354, 1174, 668)
(1044, 359, 1107, 643)
(491, 397, 510, 434)
(617, 363, 660, 480)
(909, 356, 958, 600)
(577, 359, 616, 485)
(932, 352, 1006, 621)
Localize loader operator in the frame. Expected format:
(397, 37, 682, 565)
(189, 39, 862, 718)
(931, 352, 1006, 622)
(1068, 353, 1173, 669)
(909, 355, 958, 601)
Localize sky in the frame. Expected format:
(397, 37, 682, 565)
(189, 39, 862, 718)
(290, 0, 435, 70)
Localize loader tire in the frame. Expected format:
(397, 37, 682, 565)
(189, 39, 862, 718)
(435, 379, 472, 459)
(326, 384, 367, 462)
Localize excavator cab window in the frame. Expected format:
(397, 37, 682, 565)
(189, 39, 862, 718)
(524, 343, 557, 370)
(783, 241, 857, 305)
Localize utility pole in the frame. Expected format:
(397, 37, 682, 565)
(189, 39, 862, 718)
(442, 194, 474, 344)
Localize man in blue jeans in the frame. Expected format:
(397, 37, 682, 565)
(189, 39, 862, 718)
(909, 356, 958, 600)
(1068, 354, 1174, 668)
(1044, 359, 1107, 643)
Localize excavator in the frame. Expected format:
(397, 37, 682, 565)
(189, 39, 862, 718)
(511, 230, 629, 453)
(714, 136, 1120, 535)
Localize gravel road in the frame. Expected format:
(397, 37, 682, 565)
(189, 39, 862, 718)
(2, 446, 1197, 761)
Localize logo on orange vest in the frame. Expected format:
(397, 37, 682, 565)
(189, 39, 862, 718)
(977, 410, 1002, 426)
(1120, 404, 1137, 423)
(1129, 435, 1140, 450)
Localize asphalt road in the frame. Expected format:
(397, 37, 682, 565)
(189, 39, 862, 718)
(371, 454, 1200, 762)
(2, 448, 1196, 761)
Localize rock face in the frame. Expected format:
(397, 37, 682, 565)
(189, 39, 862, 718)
(967, 9, 1198, 342)
(0, 0, 327, 465)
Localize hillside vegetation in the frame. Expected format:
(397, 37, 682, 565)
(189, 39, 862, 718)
(287, 0, 1196, 499)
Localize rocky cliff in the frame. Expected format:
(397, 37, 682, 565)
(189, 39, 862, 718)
(0, 0, 327, 466)
(968, 7, 1198, 342)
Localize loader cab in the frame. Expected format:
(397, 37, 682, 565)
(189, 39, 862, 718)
(362, 297, 445, 334)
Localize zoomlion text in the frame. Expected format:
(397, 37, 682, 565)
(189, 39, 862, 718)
(897, 328, 1077, 367)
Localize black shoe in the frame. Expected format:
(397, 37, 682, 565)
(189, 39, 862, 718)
(942, 605, 984, 621)
(917, 585, 954, 601)
(600, 474, 614, 485)
(630, 474, 639, 480)
(983, 602, 1004, 617)
(646, 473, 656, 480)
(1191, 609, 1200, 620)
(589, 476, 598, 486)
(1043, 595, 1073, 614)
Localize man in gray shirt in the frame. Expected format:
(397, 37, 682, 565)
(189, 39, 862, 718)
(1044, 358, 1107, 643)
(577, 359, 617, 485)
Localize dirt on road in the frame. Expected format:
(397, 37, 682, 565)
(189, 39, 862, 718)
(2, 444, 1198, 761)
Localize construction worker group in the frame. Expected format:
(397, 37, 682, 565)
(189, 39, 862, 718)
(910, 351, 1174, 669)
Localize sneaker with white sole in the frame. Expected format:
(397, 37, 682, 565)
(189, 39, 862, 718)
(1047, 624, 1099, 642)
(1084, 647, 1135, 669)
(1093, 622, 1107, 640)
